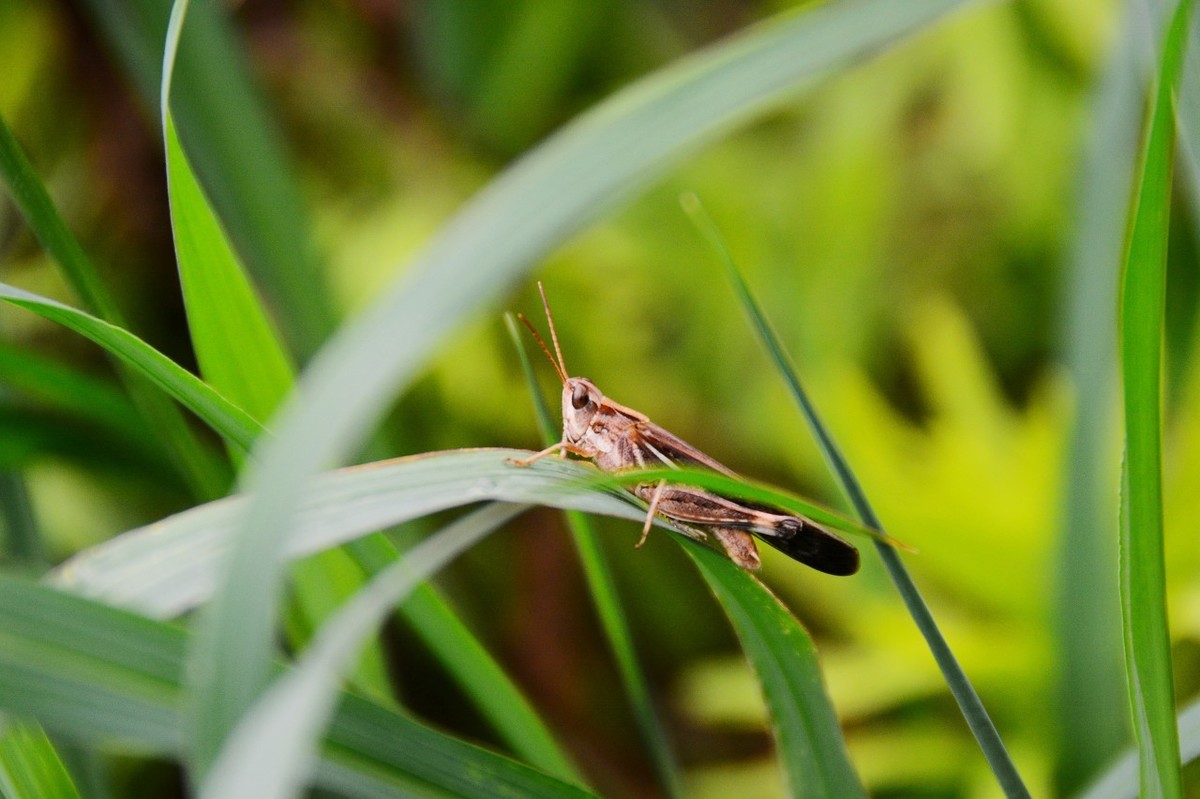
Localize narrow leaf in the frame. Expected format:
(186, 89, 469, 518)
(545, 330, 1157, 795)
(685, 541, 863, 798)
(76, 0, 337, 359)
(683, 194, 1031, 797)
(1117, 0, 1194, 794)
(0, 113, 226, 498)
(0, 284, 264, 453)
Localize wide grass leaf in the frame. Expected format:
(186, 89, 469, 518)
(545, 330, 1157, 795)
(53, 449, 669, 617)
(685, 541, 863, 797)
(0, 579, 595, 799)
(1117, 0, 1194, 795)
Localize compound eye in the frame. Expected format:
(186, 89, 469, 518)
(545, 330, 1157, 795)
(570, 383, 590, 409)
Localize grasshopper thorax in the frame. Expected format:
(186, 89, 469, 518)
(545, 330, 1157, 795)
(562, 377, 603, 445)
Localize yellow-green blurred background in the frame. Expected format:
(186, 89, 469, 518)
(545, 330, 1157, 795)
(4, 0, 1200, 796)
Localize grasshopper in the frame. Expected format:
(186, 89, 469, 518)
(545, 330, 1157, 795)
(511, 284, 859, 575)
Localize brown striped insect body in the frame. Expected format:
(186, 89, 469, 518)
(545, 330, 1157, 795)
(513, 285, 859, 576)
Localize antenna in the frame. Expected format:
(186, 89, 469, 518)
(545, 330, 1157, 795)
(536, 282, 568, 379)
(518, 313, 568, 384)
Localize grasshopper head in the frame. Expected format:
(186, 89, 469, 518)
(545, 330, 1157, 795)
(562, 377, 603, 444)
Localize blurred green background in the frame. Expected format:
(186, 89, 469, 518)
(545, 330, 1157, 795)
(2, 0, 1197, 796)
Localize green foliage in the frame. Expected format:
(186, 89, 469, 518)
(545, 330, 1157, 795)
(1, 0, 1199, 796)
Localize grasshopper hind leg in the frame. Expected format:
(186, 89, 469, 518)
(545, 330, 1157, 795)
(711, 528, 762, 570)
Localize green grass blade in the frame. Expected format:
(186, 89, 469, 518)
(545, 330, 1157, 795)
(682, 195, 1032, 797)
(0, 720, 82, 799)
(0, 284, 264, 454)
(1117, 1, 1194, 795)
(76, 0, 336, 360)
(52, 449, 666, 617)
(199, 503, 534, 799)
(161, 1, 392, 705)
(344, 535, 583, 782)
(0, 113, 226, 499)
(0, 579, 596, 799)
(1054, 4, 1147, 787)
(684, 541, 864, 797)
(1080, 698, 1200, 799)
(191, 0, 982, 775)
(162, 114, 293, 423)
(0, 472, 41, 566)
(508, 313, 685, 798)
(160, 1, 293, 426)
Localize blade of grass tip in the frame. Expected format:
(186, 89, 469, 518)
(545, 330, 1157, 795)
(189, 0, 985, 781)
(199, 503, 531, 799)
(682, 540, 864, 798)
(507, 313, 685, 798)
(681, 193, 1032, 798)
(1117, 2, 1193, 794)
(0, 113, 227, 499)
(161, 0, 293, 428)
(0, 719, 83, 799)
(77, 0, 337, 361)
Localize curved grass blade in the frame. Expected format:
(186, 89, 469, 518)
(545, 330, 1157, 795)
(161, 0, 397, 710)
(52, 449, 660, 617)
(0, 720, 82, 799)
(1117, 0, 1195, 794)
(0, 284, 264, 454)
(0, 579, 596, 799)
(188, 0, 987, 774)
(682, 194, 1031, 797)
(76, 0, 336, 360)
(199, 503, 536, 799)
(161, 0, 293, 427)
(508, 313, 684, 798)
(684, 540, 863, 797)
(0, 114, 225, 498)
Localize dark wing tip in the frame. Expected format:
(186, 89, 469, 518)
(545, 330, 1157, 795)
(760, 521, 860, 576)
